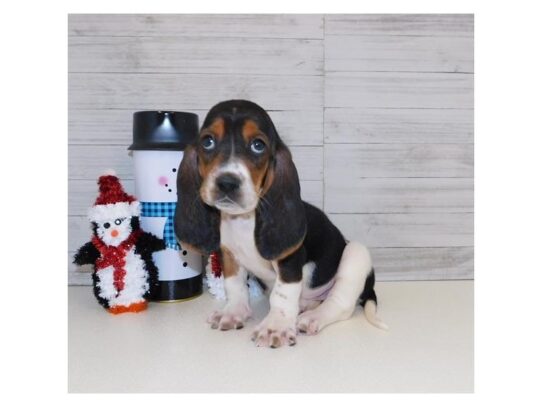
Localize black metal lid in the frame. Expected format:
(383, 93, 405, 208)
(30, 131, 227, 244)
(129, 111, 199, 151)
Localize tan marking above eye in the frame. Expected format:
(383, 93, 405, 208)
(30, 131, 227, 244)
(203, 117, 225, 141)
(242, 119, 269, 145)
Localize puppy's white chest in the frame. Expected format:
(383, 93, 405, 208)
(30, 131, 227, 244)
(220, 213, 275, 281)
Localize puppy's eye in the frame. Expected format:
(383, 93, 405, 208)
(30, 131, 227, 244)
(250, 138, 266, 154)
(114, 218, 123, 225)
(201, 135, 216, 151)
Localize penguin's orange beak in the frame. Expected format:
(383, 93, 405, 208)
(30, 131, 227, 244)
(111, 229, 119, 238)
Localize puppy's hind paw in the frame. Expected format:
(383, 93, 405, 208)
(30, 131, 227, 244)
(296, 311, 321, 335)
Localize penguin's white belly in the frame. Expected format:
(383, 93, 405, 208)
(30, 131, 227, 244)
(220, 213, 276, 283)
(95, 265, 116, 300)
(96, 248, 149, 306)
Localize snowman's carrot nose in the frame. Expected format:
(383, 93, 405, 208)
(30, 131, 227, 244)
(111, 229, 119, 237)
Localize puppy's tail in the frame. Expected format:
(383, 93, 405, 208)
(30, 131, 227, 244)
(359, 268, 389, 330)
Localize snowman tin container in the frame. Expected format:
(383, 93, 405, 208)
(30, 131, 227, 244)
(129, 111, 202, 301)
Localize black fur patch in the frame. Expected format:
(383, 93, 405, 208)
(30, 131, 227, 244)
(276, 246, 307, 283)
(255, 141, 307, 260)
(301, 202, 347, 288)
(130, 216, 140, 231)
(73, 241, 100, 267)
(359, 269, 378, 307)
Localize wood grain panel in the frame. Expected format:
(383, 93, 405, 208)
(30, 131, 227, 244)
(324, 144, 473, 178)
(325, 14, 474, 37)
(69, 73, 322, 111)
(68, 257, 93, 285)
(69, 216, 94, 253)
(68, 14, 475, 284)
(69, 36, 322, 76)
(325, 72, 473, 109)
(325, 177, 473, 214)
(69, 14, 324, 39)
(370, 247, 474, 280)
(298, 180, 323, 209)
(325, 34, 473, 73)
(328, 213, 473, 248)
(68, 145, 133, 180)
(324, 108, 473, 144)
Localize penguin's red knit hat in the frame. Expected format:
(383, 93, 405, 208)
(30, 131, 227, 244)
(88, 170, 140, 222)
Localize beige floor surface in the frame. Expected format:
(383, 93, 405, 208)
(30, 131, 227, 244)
(68, 281, 473, 393)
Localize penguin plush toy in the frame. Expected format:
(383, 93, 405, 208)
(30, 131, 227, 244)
(73, 171, 165, 314)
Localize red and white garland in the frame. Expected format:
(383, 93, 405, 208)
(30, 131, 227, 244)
(205, 251, 264, 300)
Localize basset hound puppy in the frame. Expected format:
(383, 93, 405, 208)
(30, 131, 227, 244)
(175, 100, 386, 348)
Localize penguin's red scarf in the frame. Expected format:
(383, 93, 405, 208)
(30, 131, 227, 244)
(92, 230, 142, 292)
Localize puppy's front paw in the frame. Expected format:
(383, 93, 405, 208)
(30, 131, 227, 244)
(251, 311, 297, 348)
(207, 303, 251, 331)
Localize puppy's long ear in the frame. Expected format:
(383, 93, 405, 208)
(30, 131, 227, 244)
(174, 145, 220, 254)
(255, 142, 306, 260)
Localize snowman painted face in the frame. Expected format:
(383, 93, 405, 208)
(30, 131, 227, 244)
(132, 150, 182, 202)
(95, 217, 132, 247)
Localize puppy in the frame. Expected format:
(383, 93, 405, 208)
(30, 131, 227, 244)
(175, 100, 386, 348)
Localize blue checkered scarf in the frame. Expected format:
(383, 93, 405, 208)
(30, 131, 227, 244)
(140, 201, 180, 250)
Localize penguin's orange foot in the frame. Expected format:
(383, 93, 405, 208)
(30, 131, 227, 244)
(108, 301, 148, 314)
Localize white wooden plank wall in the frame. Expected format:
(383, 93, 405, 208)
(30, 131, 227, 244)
(68, 14, 474, 285)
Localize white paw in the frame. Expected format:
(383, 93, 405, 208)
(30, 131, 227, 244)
(207, 303, 251, 331)
(296, 310, 321, 335)
(251, 311, 297, 348)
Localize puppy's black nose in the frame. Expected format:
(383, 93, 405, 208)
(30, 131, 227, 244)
(216, 173, 241, 194)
